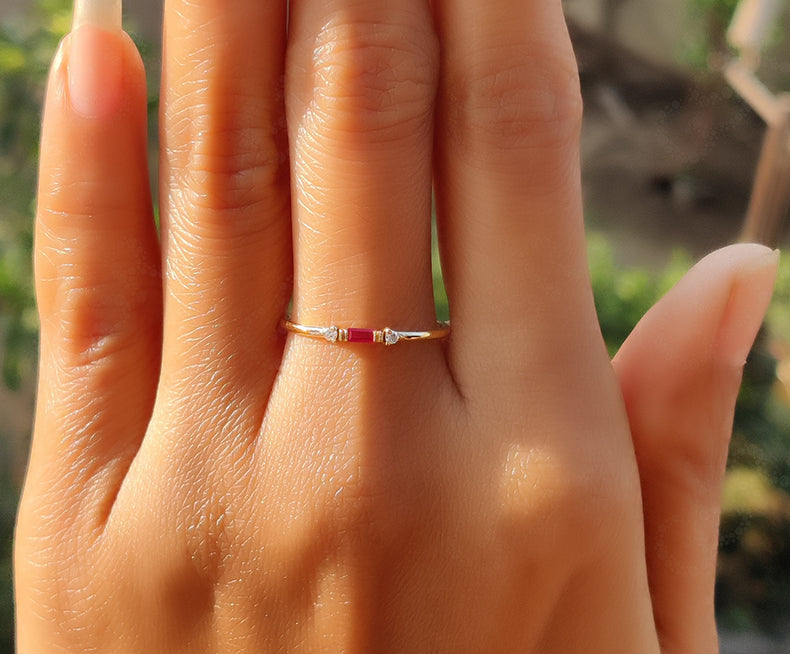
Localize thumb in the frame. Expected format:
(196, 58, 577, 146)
(613, 244, 778, 653)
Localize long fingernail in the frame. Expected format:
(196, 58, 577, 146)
(72, 0, 122, 31)
(717, 246, 779, 366)
(68, 0, 124, 118)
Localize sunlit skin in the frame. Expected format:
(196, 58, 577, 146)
(14, 0, 777, 652)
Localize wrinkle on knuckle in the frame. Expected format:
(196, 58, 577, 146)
(45, 283, 148, 365)
(35, 222, 160, 341)
(164, 92, 288, 216)
(39, 179, 115, 219)
(164, 184, 290, 260)
(301, 17, 438, 140)
(185, 132, 284, 210)
(445, 47, 582, 156)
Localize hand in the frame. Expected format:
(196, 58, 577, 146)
(14, 0, 777, 652)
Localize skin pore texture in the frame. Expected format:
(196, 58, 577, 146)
(14, 0, 778, 652)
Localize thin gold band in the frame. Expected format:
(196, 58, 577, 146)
(282, 319, 450, 346)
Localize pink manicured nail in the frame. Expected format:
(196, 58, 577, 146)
(68, 0, 123, 118)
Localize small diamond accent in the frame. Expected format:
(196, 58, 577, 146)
(323, 326, 339, 343)
(384, 329, 399, 346)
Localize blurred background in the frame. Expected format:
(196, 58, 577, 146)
(1, 0, 790, 651)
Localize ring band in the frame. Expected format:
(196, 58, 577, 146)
(282, 319, 450, 346)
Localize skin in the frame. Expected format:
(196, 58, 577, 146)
(14, 0, 778, 652)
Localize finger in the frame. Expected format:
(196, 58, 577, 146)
(29, 4, 160, 501)
(613, 244, 778, 652)
(432, 1, 599, 379)
(158, 0, 290, 397)
(285, 0, 438, 333)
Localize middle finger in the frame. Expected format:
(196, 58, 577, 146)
(286, 0, 438, 336)
(159, 0, 291, 399)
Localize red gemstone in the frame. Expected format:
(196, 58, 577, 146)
(347, 328, 375, 343)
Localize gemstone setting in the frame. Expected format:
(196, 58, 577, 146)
(283, 318, 449, 346)
(347, 328, 375, 343)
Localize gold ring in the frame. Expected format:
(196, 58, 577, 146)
(282, 319, 450, 346)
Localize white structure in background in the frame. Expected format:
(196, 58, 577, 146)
(728, 0, 783, 68)
(725, 0, 790, 244)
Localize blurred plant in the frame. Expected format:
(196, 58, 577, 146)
(684, 0, 742, 67)
(587, 232, 692, 354)
(432, 219, 449, 323)
(767, 253, 790, 351)
(691, 0, 742, 38)
(0, 437, 16, 653)
(718, 472, 790, 633)
(684, 0, 788, 72)
(0, 0, 72, 390)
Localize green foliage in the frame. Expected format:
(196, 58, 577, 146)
(588, 232, 691, 354)
(689, 0, 741, 23)
(0, 0, 71, 389)
(0, 459, 15, 653)
(432, 218, 449, 323)
(718, 510, 790, 633)
(682, 0, 741, 68)
(733, 253, 790, 499)
(767, 252, 790, 350)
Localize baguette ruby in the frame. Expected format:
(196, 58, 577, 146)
(347, 328, 375, 343)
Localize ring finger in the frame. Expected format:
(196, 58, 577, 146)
(433, 0, 600, 384)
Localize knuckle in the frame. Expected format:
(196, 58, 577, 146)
(164, 93, 288, 216)
(38, 252, 159, 365)
(39, 178, 135, 223)
(164, 170, 290, 253)
(302, 17, 438, 139)
(445, 47, 582, 156)
(186, 136, 285, 214)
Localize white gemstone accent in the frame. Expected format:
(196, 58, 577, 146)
(384, 329, 399, 346)
(323, 326, 339, 342)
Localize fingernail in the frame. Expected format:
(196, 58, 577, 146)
(72, 0, 122, 31)
(68, 0, 123, 118)
(717, 247, 779, 366)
